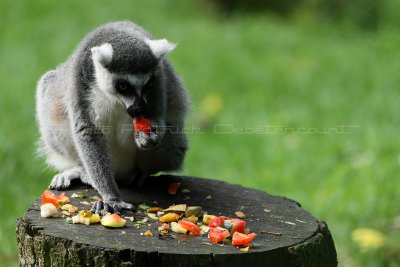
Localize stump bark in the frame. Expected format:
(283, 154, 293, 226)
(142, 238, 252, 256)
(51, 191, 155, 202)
(16, 175, 337, 266)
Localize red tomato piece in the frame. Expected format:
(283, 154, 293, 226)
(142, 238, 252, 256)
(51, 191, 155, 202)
(209, 227, 230, 243)
(41, 190, 70, 207)
(168, 182, 181, 195)
(178, 220, 201, 236)
(133, 117, 152, 135)
(231, 232, 257, 246)
(42, 190, 60, 207)
(209, 216, 227, 228)
(229, 218, 246, 234)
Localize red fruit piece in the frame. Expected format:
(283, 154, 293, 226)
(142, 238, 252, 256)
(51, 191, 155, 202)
(41, 190, 70, 208)
(178, 220, 201, 236)
(225, 218, 246, 234)
(133, 117, 152, 135)
(168, 182, 181, 195)
(209, 216, 228, 228)
(101, 213, 126, 228)
(232, 232, 257, 246)
(209, 227, 230, 243)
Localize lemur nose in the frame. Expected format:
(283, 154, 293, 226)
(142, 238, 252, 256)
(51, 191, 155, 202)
(127, 105, 144, 118)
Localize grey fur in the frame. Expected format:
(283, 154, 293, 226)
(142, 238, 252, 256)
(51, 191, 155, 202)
(36, 21, 190, 213)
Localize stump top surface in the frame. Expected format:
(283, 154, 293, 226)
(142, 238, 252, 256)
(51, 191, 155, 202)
(25, 175, 321, 255)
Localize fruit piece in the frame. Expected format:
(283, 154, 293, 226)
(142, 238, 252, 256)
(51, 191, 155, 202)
(138, 203, 150, 210)
(147, 207, 163, 213)
(200, 225, 210, 235)
(158, 223, 170, 231)
(61, 204, 72, 211)
(231, 218, 246, 233)
(71, 192, 86, 198)
(159, 212, 180, 223)
(42, 190, 60, 207)
(178, 220, 201, 236)
(240, 246, 249, 252)
(235, 211, 246, 219)
(61, 210, 70, 216)
(224, 218, 246, 234)
(79, 210, 93, 217)
(133, 117, 152, 134)
(143, 230, 153, 237)
(146, 213, 158, 220)
(72, 210, 101, 225)
(40, 203, 60, 218)
(171, 222, 187, 234)
(164, 204, 186, 213)
(72, 214, 89, 225)
(185, 206, 203, 218)
(167, 182, 181, 195)
(136, 218, 147, 225)
(89, 214, 101, 224)
(159, 229, 169, 235)
(69, 205, 78, 213)
(61, 204, 78, 213)
(41, 190, 70, 207)
(232, 232, 257, 246)
(203, 214, 217, 225)
(209, 216, 228, 228)
(186, 215, 198, 223)
(209, 227, 230, 243)
(101, 213, 126, 228)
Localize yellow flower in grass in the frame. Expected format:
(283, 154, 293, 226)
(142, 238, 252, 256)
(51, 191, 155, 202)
(352, 228, 385, 251)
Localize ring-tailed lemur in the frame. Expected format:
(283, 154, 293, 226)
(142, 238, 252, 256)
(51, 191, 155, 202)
(36, 21, 190, 213)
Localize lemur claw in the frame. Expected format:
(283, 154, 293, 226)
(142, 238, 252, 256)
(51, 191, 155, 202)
(90, 200, 136, 214)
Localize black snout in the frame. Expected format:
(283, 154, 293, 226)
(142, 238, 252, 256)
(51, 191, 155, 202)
(127, 103, 145, 118)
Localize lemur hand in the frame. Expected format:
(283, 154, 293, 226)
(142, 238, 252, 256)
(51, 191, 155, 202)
(134, 130, 161, 150)
(90, 198, 136, 214)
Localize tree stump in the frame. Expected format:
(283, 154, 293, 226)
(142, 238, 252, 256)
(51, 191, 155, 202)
(16, 175, 337, 266)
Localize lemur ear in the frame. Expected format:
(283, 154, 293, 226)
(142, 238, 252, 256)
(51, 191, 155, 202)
(91, 43, 113, 67)
(145, 39, 176, 59)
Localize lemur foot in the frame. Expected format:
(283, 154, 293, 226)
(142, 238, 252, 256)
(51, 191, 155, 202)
(91, 199, 136, 215)
(49, 167, 82, 190)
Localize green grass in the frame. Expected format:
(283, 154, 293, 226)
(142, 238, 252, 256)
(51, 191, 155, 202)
(1, 0, 399, 266)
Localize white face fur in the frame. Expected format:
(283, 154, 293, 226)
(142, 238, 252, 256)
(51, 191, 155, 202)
(90, 39, 175, 97)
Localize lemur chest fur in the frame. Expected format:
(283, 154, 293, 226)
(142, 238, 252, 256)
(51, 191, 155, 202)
(90, 86, 137, 177)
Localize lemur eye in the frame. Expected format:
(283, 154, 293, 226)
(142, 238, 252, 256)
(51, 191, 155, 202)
(143, 77, 154, 90)
(115, 81, 133, 95)
(144, 81, 153, 90)
(117, 83, 128, 91)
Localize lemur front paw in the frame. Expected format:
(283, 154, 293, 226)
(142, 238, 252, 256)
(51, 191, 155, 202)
(90, 199, 136, 214)
(134, 130, 163, 150)
(49, 168, 82, 189)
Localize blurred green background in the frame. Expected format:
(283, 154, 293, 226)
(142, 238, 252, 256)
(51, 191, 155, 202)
(1, 0, 399, 266)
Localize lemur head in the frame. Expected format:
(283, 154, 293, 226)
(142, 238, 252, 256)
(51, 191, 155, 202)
(90, 37, 175, 118)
